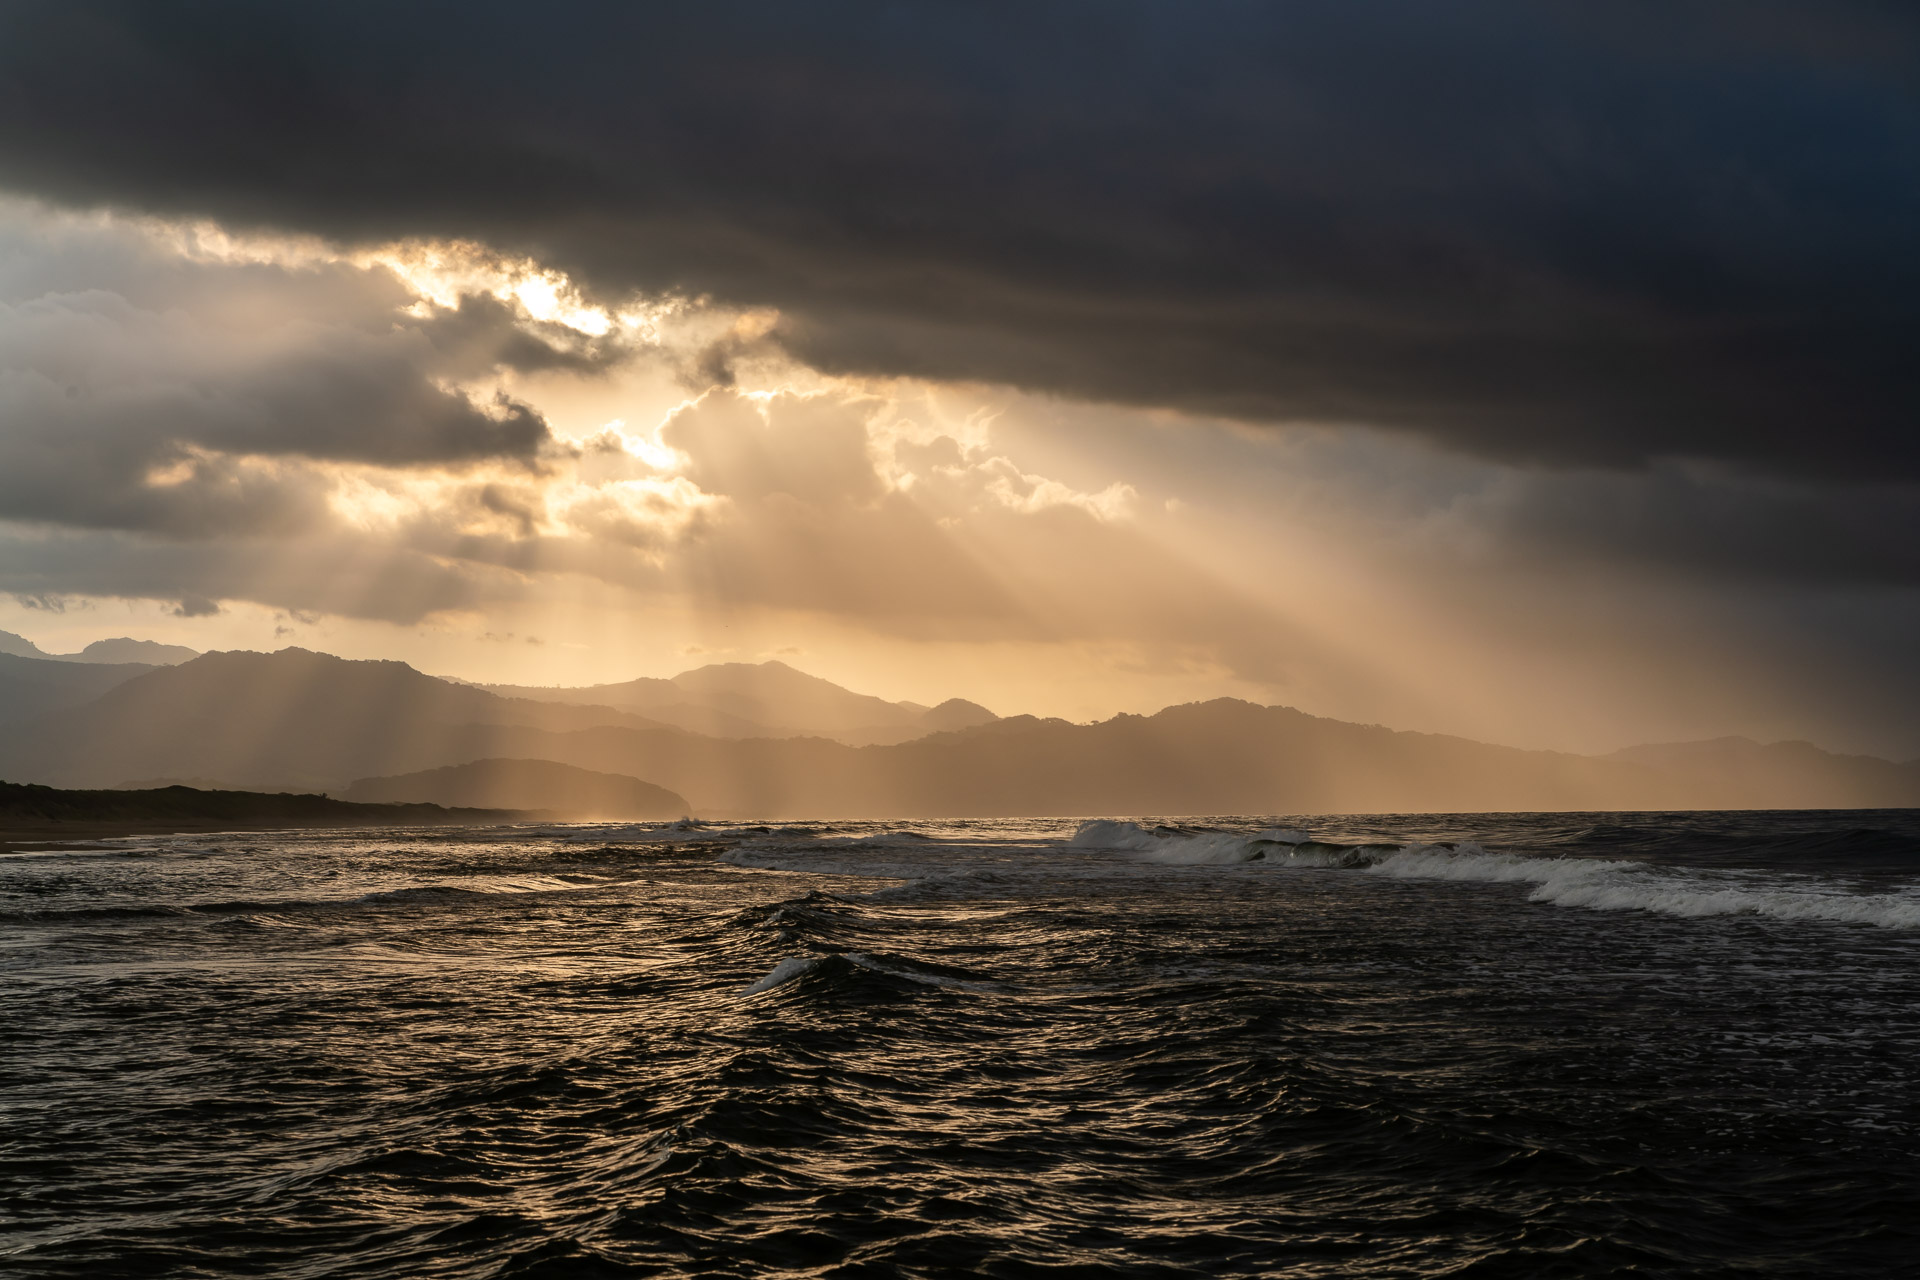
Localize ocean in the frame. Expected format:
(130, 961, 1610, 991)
(2, 810, 1916, 1277)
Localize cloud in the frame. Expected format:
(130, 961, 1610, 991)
(0, 525, 492, 625)
(0, 2, 1915, 476)
(0, 207, 583, 538)
(589, 392, 1303, 681)
(353, 386, 1283, 652)
(415, 291, 630, 376)
(0, 339, 1300, 680)
(1445, 465, 1920, 588)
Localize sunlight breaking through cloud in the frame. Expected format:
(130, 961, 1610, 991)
(1, 186, 1915, 756)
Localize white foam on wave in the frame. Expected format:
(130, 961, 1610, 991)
(1070, 821, 1920, 930)
(1361, 844, 1920, 930)
(1361, 843, 1623, 884)
(1534, 871, 1920, 929)
(741, 955, 823, 994)
(1068, 820, 1310, 864)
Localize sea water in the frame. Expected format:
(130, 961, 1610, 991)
(1, 810, 1916, 1276)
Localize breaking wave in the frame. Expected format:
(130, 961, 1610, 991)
(1068, 819, 1312, 863)
(1072, 821, 1920, 929)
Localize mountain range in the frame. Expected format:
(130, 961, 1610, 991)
(342, 759, 687, 820)
(0, 630, 199, 666)
(485, 661, 996, 744)
(0, 644, 1914, 817)
(0, 648, 672, 793)
(1, 651, 159, 729)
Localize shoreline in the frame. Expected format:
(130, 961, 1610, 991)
(0, 779, 529, 854)
(0, 814, 528, 856)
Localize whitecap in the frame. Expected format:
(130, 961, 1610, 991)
(1535, 873, 1920, 929)
(1359, 843, 1920, 929)
(1070, 821, 1920, 930)
(741, 955, 825, 994)
(1068, 820, 1311, 864)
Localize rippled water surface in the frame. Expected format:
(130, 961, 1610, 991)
(3, 811, 1918, 1277)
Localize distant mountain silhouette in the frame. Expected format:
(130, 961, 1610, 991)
(0, 648, 674, 791)
(361, 699, 1920, 817)
(0, 631, 197, 665)
(918, 698, 999, 734)
(485, 660, 999, 744)
(0, 631, 48, 660)
(411, 700, 1673, 817)
(1, 647, 1913, 815)
(68, 638, 200, 665)
(0, 652, 155, 727)
(343, 758, 688, 819)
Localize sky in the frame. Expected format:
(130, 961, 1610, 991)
(0, 1, 1916, 757)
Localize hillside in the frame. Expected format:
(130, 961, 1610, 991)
(0, 648, 672, 790)
(343, 758, 688, 819)
(432, 700, 1688, 817)
(421, 700, 1919, 818)
(0, 631, 198, 665)
(486, 660, 999, 744)
(0, 652, 155, 727)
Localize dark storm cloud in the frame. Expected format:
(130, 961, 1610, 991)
(0, 210, 587, 538)
(0, 286, 550, 535)
(1460, 466, 1920, 587)
(1, 1, 1916, 477)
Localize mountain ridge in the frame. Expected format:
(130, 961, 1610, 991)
(483, 659, 998, 744)
(0, 651, 157, 727)
(0, 630, 199, 665)
(0, 648, 679, 791)
(0, 648, 1911, 815)
(343, 758, 688, 819)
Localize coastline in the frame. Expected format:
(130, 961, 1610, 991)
(0, 780, 524, 854)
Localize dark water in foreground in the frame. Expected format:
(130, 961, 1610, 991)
(2, 811, 1918, 1278)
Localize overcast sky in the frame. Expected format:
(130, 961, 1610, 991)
(1, 2, 1915, 756)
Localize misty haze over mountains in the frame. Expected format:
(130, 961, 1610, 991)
(342, 759, 687, 821)
(485, 662, 998, 746)
(0, 643, 1913, 819)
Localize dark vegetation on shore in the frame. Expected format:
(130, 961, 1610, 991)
(0, 779, 516, 830)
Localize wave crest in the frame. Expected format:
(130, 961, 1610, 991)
(1068, 820, 1311, 864)
(1070, 821, 1920, 929)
